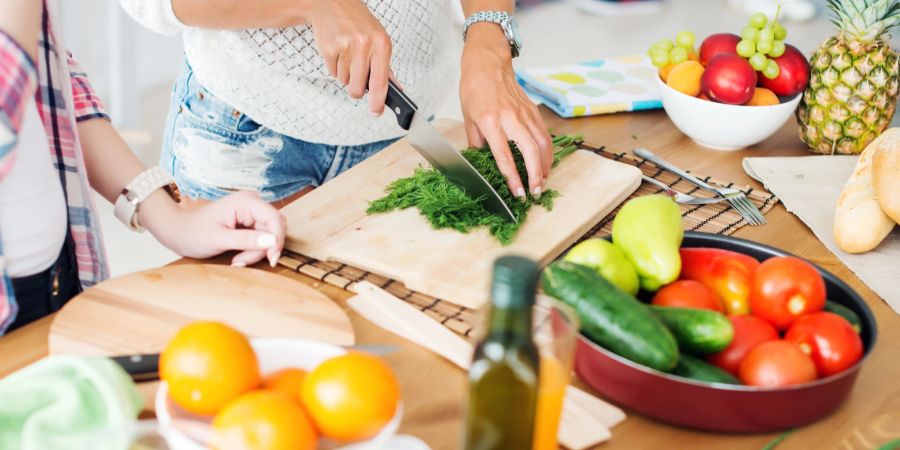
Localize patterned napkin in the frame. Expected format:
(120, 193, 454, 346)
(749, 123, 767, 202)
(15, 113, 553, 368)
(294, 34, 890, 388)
(516, 55, 662, 118)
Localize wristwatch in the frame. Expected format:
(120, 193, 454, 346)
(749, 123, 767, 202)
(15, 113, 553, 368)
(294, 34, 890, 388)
(463, 11, 522, 58)
(114, 167, 182, 232)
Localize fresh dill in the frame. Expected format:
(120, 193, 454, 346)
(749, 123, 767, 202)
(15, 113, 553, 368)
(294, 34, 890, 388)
(367, 134, 582, 245)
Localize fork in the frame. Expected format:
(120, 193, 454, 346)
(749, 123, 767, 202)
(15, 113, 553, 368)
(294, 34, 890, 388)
(633, 148, 767, 225)
(641, 176, 727, 205)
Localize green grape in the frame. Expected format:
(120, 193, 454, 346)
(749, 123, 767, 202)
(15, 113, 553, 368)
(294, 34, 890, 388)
(772, 23, 787, 40)
(653, 39, 675, 51)
(769, 40, 786, 58)
(650, 49, 671, 68)
(741, 26, 759, 41)
(749, 53, 768, 71)
(758, 27, 774, 42)
(675, 31, 696, 47)
(756, 40, 773, 54)
(749, 12, 768, 28)
(762, 59, 780, 79)
(736, 39, 756, 57)
(670, 46, 689, 64)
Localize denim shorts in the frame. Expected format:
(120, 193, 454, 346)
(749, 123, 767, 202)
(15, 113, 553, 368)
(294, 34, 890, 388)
(160, 62, 398, 202)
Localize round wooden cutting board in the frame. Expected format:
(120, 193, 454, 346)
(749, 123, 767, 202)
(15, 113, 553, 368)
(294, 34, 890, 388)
(49, 264, 355, 356)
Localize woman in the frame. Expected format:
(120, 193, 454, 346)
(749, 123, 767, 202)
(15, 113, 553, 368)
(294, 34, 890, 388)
(119, 0, 553, 206)
(0, 0, 287, 334)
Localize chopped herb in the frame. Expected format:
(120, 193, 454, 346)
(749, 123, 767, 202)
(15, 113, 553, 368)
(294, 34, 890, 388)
(367, 134, 582, 245)
(631, 134, 638, 140)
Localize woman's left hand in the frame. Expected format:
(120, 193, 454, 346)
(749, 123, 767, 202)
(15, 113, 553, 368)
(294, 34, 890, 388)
(143, 191, 287, 268)
(459, 24, 552, 200)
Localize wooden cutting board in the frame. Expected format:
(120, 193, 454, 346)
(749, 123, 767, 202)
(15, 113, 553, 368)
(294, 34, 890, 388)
(49, 264, 355, 357)
(283, 122, 641, 308)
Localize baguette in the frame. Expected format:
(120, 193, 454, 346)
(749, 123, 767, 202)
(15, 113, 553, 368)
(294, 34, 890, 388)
(833, 131, 896, 254)
(872, 128, 900, 224)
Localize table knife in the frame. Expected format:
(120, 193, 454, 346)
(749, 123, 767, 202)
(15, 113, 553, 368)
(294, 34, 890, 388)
(110, 344, 398, 382)
(384, 80, 517, 223)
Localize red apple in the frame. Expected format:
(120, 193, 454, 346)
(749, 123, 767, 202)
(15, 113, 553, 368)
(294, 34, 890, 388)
(759, 44, 811, 97)
(701, 54, 757, 104)
(699, 33, 741, 66)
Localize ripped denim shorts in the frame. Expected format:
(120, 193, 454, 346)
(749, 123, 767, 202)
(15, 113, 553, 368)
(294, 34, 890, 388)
(160, 62, 398, 202)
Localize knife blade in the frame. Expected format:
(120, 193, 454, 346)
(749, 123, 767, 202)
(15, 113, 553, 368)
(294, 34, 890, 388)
(110, 344, 399, 382)
(384, 80, 517, 223)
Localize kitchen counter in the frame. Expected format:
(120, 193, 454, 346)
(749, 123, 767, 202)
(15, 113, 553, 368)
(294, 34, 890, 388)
(2, 108, 899, 449)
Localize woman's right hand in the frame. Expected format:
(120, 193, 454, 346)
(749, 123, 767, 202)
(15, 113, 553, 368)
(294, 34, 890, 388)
(307, 0, 392, 117)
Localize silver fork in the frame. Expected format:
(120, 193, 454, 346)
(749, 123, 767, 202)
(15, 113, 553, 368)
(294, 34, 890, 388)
(641, 176, 727, 205)
(634, 148, 767, 225)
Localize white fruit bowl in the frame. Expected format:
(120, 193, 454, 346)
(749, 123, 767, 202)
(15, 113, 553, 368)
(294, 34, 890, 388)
(657, 76, 802, 151)
(156, 338, 402, 450)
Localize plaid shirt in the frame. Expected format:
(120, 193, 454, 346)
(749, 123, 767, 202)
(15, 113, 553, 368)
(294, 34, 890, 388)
(0, 7, 109, 334)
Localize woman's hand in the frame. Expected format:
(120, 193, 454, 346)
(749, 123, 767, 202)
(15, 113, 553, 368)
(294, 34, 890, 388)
(307, 0, 393, 116)
(142, 191, 287, 268)
(459, 24, 552, 199)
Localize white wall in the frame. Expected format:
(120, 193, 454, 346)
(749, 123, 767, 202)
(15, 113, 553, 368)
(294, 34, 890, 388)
(60, 0, 184, 127)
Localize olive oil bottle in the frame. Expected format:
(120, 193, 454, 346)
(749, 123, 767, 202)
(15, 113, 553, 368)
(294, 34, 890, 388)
(463, 256, 540, 450)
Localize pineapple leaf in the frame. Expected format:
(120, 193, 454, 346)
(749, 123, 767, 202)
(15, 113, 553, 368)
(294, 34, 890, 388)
(829, 0, 900, 41)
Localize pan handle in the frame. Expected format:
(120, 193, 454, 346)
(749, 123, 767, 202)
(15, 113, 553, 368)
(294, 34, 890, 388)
(384, 79, 417, 130)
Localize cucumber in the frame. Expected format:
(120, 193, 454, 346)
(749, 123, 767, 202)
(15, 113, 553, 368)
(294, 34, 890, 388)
(674, 354, 741, 385)
(824, 300, 862, 334)
(542, 261, 679, 372)
(649, 306, 733, 355)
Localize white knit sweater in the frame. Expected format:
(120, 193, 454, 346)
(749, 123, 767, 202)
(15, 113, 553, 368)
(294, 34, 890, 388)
(119, 0, 455, 145)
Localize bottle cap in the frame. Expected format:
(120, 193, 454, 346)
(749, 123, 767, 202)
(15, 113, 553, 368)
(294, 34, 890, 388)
(491, 255, 539, 309)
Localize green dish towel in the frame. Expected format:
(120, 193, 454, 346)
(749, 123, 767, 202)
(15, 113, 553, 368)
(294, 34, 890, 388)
(0, 355, 144, 450)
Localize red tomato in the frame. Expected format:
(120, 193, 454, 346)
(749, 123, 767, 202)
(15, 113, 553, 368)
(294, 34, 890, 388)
(739, 341, 817, 387)
(651, 280, 724, 312)
(785, 312, 863, 377)
(707, 315, 779, 375)
(749, 256, 826, 330)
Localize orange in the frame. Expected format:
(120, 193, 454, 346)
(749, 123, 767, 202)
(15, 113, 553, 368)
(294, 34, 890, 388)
(212, 390, 317, 450)
(160, 321, 260, 416)
(659, 64, 675, 82)
(301, 353, 400, 442)
(745, 87, 780, 106)
(666, 61, 705, 97)
(262, 368, 306, 403)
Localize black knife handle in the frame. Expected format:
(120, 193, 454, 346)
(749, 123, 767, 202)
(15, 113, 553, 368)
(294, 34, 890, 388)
(385, 79, 417, 131)
(111, 353, 160, 382)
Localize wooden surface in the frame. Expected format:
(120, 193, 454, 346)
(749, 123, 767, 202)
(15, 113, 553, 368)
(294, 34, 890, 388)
(3, 109, 900, 449)
(282, 121, 641, 309)
(49, 264, 355, 357)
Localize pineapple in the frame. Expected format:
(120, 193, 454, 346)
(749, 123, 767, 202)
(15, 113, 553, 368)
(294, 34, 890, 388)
(797, 0, 900, 155)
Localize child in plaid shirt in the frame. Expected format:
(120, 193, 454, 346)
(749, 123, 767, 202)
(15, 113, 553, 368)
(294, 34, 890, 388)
(0, 0, 288, 334)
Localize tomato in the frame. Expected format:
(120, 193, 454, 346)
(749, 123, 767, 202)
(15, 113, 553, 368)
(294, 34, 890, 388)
(651, 280, 724, 312)
(785, 312, 863, 377)
(707, 315, 779, 375)
(679, 248, 760, 315)
(739, 340, 817, 387)
(749, 256, 826, 330)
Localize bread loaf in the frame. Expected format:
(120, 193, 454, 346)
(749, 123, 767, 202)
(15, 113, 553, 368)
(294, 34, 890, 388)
(833, 131, 896, 254)
(872, 128, 900, 224)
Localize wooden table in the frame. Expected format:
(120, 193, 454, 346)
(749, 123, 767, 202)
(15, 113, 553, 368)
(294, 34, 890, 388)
(2, 109, 898, 449)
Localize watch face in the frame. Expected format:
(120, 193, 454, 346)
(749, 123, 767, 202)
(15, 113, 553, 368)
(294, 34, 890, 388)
(508, 18, 523, 50)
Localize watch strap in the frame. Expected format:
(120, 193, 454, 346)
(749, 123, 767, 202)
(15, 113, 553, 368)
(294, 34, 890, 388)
(114, 167, 181, 232)
(463, 11, 520, 58)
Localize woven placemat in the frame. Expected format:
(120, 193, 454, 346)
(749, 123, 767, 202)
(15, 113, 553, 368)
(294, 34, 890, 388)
(279, 142, 778, 339)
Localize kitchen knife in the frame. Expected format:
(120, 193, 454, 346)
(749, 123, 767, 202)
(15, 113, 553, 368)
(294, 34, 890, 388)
(384, 80, 517, 223)
(110, 344, 399, 382)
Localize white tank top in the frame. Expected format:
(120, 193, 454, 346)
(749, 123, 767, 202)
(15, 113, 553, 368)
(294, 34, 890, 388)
(119, 0, 456, 146)
(0, 100, 68, 277)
